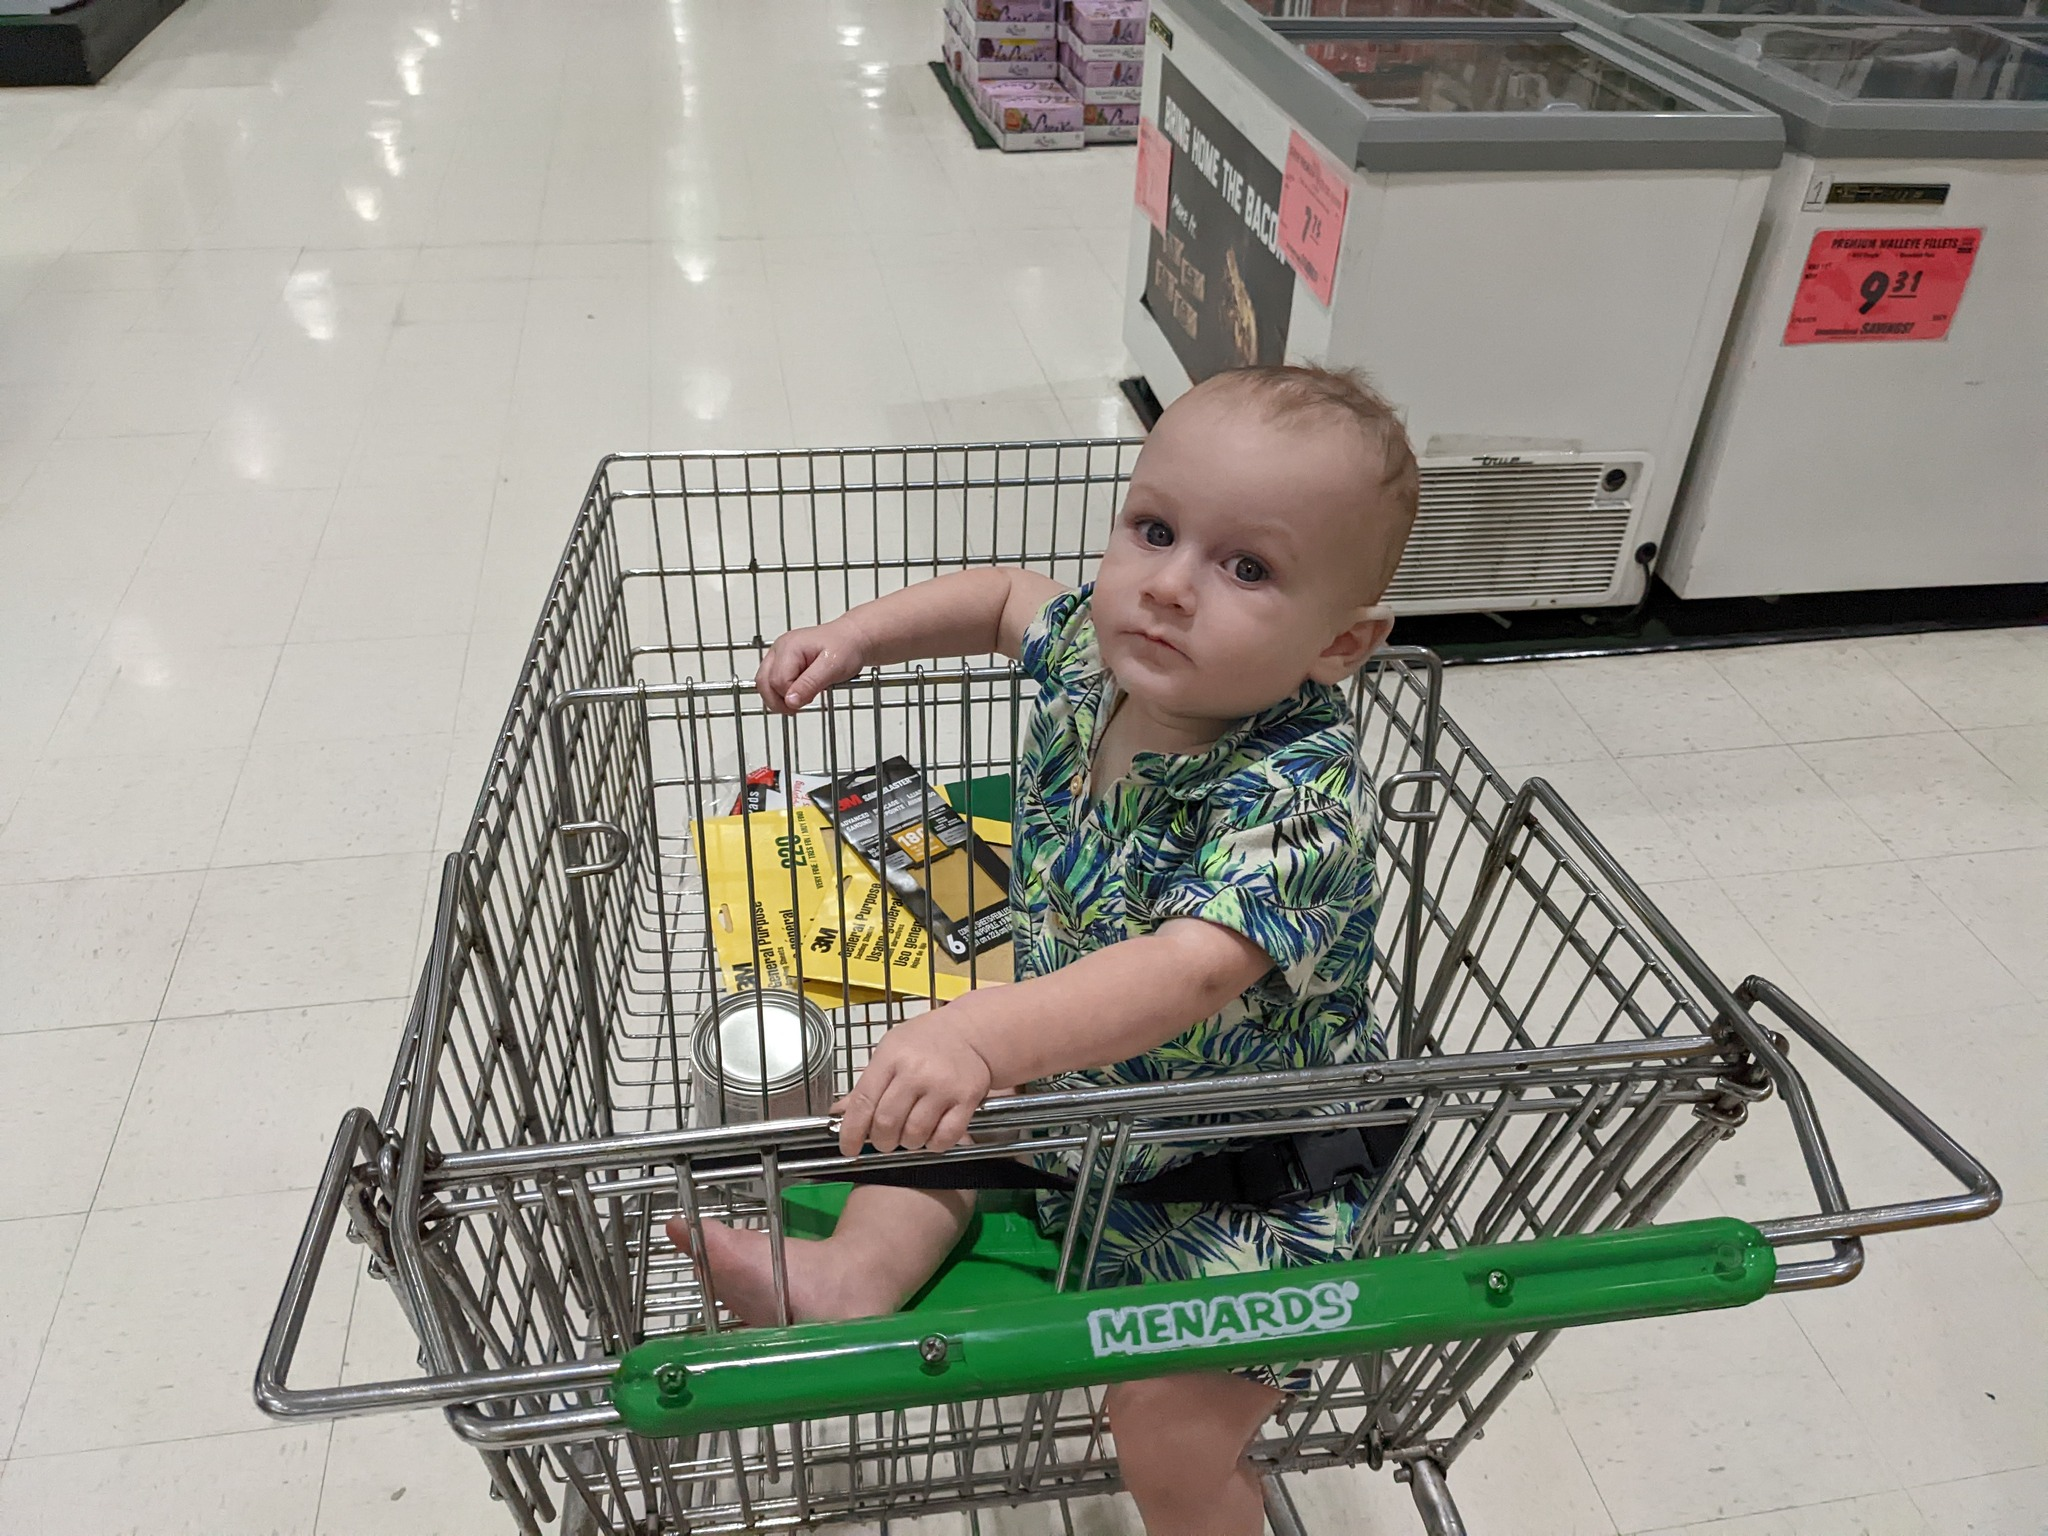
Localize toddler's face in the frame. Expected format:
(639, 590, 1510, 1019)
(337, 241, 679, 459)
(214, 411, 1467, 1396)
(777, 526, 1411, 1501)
(1093, 390, 1396, 731)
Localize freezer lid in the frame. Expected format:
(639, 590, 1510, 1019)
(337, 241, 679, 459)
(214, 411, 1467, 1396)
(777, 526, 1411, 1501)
(1170, 0, 1784, 168)
(1244, 0, 1559, 17)
(1628, 13, 2048, 153)
(1534, 0, 2048, 149)
(1558, 0, 2046, 22)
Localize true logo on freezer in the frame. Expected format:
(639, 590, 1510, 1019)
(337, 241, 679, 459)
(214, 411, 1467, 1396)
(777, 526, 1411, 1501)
(1086, 1279, 1360, 1358)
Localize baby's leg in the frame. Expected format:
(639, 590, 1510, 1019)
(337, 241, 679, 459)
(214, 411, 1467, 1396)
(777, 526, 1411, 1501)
(1104, 1370, 1283, 1536)
(667, 1183, 974, 1327)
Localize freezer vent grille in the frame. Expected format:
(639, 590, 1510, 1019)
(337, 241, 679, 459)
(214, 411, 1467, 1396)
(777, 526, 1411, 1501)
(1387, 459, 1636, 609)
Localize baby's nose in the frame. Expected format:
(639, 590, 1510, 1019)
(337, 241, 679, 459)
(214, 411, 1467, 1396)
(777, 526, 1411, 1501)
(1144, 555, 1197, 608)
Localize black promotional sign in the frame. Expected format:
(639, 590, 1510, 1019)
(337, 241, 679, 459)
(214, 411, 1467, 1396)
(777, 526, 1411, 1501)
(1142, 58, 1295, 383)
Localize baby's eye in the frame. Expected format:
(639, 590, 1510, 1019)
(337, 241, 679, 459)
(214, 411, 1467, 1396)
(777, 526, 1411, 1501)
(1231, 555, 1269, 584)
(1137, 518, 1174, 548)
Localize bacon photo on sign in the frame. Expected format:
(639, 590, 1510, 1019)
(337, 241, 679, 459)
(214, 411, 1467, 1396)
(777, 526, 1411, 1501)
(1140, 57, 1296, 382)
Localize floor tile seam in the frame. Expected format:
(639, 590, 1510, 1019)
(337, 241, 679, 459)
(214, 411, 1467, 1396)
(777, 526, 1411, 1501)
(1771, 736, 2032, 864)
(1869, 644, 2039, 736)
(265, 237, 393, 495)
(525, 48, 606, 267)
(0, 1419, 322, 1465)
(1872, 794, 2048, 867)
(1904, 1459, 2048, 1512)
(1788, 727, 2028, 782)
(142, 992, 415, 1031)
(424, 54, 567, 252)
(0, 1207, 87, 1233)
(870, 209, 1060, 405)
(12, 722, 455, 772)
(0, 1036, 139, 1465)
(1657, 848, 1918, 881)
(132, 481, 337, 681)
(164, 634, 294, 878)
(18, 446, 207, 760)
(0, 1008, 164, 1041)
(1520, 742, 1707, 874)
(118, 737, 276, 1067)
(1695, 868, 1829, 1020)
(1620, 1487, 1924, 1536)
(1897, 855, 2037, 1005)
(1784, 992, 2043, 1035)
(1985, 1219, 2048, 1297)
(1515, 1368, 1626, 1536)
(76, 845, 218, 1236)
(1770, 1259, 2034, 1496)
(761, 233, 917, 433)
(79, 1178, 338, 1225)
(307, 1229, 370, 1533)
(69, 88, 203, 193)
(1614, 727, 1963, 772)
(1948, 727, 2047, 799)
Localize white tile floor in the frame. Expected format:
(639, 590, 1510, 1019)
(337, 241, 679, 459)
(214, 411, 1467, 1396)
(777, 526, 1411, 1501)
(1, 1, 2043, 1533)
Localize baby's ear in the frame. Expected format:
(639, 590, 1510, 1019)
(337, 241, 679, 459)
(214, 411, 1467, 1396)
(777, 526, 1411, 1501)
(1309, 603, 1396, 684)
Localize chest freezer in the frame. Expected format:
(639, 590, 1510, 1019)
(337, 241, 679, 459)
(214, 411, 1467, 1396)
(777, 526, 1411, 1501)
(1546, 0, 2048, 596)
(1122, 0, 1783, 614)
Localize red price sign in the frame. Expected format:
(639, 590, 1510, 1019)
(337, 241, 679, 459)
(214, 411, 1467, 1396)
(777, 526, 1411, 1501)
(1135, 117, 1171, 237)
(1784, 227, 1982, 345)
(1276, 130, 1348, 307)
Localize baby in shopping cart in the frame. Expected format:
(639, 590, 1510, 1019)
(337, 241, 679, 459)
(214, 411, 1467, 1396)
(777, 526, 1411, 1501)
(671, 363, 1418, 1535)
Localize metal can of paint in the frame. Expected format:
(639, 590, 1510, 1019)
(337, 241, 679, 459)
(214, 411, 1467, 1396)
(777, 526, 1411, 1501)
(688, 989, 836, 1127)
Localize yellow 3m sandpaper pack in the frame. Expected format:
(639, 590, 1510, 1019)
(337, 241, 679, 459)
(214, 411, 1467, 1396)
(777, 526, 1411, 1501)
(696, 767, 1015, 1006)
(805, 861, 1013, 1001)
(694, 805, 877, 1007)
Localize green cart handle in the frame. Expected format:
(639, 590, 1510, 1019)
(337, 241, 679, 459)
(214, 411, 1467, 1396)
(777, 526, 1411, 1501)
(612, 1217, 1773, 1437)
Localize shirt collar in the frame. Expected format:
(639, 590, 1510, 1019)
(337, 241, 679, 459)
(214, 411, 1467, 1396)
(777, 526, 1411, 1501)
(1120, 680, 1347, 800)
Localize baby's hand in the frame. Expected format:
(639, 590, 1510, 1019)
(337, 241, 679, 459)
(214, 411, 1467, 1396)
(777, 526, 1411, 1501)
(755, 619, 869, 714)
(834, 1012, 992, 1158)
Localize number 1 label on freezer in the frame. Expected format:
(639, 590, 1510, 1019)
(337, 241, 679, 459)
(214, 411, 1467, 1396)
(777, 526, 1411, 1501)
(1783, 227, 1982, 345)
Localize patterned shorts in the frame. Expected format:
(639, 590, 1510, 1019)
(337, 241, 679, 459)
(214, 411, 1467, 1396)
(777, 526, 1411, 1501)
(1036, 1181, 1370, 1396)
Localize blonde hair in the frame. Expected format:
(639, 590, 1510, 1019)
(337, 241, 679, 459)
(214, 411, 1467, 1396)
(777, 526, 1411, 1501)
(1191, 364, 1420, 599)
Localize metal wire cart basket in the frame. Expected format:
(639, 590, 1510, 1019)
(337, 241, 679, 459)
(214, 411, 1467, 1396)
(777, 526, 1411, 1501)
(257, 442, 1999, 1536)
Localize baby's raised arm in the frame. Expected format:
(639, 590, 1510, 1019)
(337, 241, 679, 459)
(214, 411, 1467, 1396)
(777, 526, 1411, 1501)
(756, 567, 1064, 714)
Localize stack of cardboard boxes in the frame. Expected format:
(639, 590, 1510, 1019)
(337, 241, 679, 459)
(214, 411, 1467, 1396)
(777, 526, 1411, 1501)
(941, 0, 1149, 149)
(1059, 0, 1146, 142)
(942, 0, 1082, 150)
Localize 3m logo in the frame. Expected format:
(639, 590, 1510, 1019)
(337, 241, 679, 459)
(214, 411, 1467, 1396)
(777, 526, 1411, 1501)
(1086, 1279, 1360, 1358)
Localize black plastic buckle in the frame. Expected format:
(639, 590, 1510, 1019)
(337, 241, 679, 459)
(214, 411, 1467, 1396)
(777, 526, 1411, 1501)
(1289, 1126, 1377, 1197)
(1224, 1140, 1303, 1206)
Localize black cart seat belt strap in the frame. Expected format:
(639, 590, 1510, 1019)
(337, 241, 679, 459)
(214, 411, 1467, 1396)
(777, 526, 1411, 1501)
(841, 1112, 1411, 1209)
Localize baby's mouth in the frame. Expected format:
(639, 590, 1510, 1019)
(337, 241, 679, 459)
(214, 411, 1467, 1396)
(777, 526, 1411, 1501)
(1129, 629, 1188, 660)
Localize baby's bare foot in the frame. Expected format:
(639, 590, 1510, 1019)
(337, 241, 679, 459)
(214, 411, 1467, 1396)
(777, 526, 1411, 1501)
(665, 1215, 884, 1326)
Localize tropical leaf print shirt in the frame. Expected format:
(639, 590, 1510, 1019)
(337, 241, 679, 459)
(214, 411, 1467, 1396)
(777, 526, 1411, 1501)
(1013, 585, 1384, 1178)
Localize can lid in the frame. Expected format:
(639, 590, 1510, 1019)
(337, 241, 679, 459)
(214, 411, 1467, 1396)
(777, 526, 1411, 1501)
(696, 993, 821, 1090)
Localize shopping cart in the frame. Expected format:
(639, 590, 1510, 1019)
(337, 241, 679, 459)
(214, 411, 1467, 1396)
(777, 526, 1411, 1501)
(256, 442, 1998, 1536)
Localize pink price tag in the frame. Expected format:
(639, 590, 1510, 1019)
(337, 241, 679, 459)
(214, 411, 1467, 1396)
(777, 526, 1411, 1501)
(1277, 130, 1348, 307)
(1783, 227, 1982, 344)
(1135, 116, 1171, 236)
